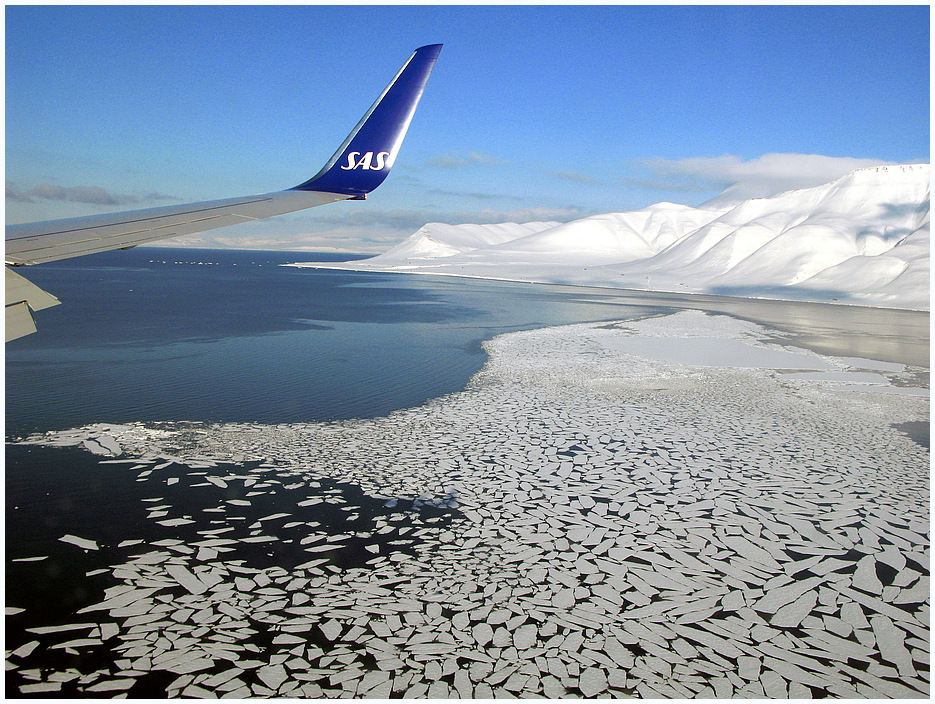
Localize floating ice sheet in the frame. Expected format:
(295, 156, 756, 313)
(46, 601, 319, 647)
(600, 335, 836, 370)
(8, 310, 929, 698)
(59, 534, 99, 551)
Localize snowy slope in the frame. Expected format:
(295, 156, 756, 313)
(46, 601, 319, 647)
(383, 221, 560, 260)
(295, 164, 930, 310)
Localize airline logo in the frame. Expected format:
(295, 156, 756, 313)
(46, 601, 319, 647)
(341, 151, 391, 171)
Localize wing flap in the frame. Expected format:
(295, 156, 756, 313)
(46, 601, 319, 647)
(6, 301, 37, 342)
(6, 267, 60, 311)
(6, 267, 61, 342)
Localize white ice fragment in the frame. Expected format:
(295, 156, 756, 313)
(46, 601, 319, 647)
(852, 555, 884, 594)
(26, 623, 97, 635)
(472, 622, 493, 646)
(197, 547, 218, 561)
(870, 615, 916, 678)
(578, 667, 609, 697)
(50, 638, 102, 649)
(20, 682, 63, 694)
(770, 590, 818, 628)
(840, 601, 870, 629)
(164, 656, 215, 675)
(272, 634, 306, 645)
(721, 591, 746, 611)
(320, 620, 343, 641)
(12, 640, 40, 658)
(754, 577, 821, 614)
(85, 678, 135, 692)
(737, 656, 761, 681)
(304, 544, 341, 553)
(259, 512, 291, 522)
(359, 671, 392, 697)
(82, 439, 109, 455)
(551, 588, 575, 608)
(257, 663, 288, 691)
(759, 670, 786, 698)
(513, 624, 538, 650)
(166, 564, 208, 595)
(722, 535, 782, 569)
(96, 435, 122, 455)
(59, 534, 99, 551)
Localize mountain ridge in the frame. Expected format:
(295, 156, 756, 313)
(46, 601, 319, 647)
(295, 163, 930, 310)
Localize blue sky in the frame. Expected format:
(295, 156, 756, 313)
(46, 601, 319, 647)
(6, 5, 930, 252)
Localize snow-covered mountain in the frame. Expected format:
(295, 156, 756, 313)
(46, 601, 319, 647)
(295, 164, 930, 310)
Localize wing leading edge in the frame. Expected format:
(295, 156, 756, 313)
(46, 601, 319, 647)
(5, 44, 442, 341)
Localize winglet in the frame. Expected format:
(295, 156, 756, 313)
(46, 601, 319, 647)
(292, 44, 442, 197)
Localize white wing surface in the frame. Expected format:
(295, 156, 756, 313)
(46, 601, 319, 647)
(5, 192, 346, 267)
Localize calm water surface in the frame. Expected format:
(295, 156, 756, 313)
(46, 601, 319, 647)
(6, 248, 669, 436)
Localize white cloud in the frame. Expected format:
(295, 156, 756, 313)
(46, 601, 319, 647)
(291, 205, 590, 231)
(550, 171, 600, 185)
(643, 153, 898, 203)
(152, 230, 396, 254)
(151, 205, 592, 254)
(427, 187, 525, 202)
(618, 176, 714, 194)
(6, 181, 180, 206)
(457, 206, 588, 224)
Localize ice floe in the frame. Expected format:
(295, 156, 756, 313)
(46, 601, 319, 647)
(7, 310, 929, 698)
(58, 534, 99, 551)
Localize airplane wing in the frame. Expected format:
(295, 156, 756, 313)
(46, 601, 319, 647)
(5, 44, 442, 341)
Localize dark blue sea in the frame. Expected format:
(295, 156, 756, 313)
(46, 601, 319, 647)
(6, 248, 691, 438)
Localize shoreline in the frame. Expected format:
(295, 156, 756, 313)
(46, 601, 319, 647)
(292, 262, 930, 366)
(287, 260, 933, 314)
(9, 310, 930, 698)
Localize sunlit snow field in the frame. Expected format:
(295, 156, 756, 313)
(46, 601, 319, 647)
(5, 248, 929, 698)
(301, 164, 930, 312)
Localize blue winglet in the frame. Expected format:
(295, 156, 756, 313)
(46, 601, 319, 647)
(292, 44, 442, 197)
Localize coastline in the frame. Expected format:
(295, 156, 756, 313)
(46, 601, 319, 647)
(287, 259, 932, 314)
(292, 261, 929, 366)
(9, 309, 929, 697)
